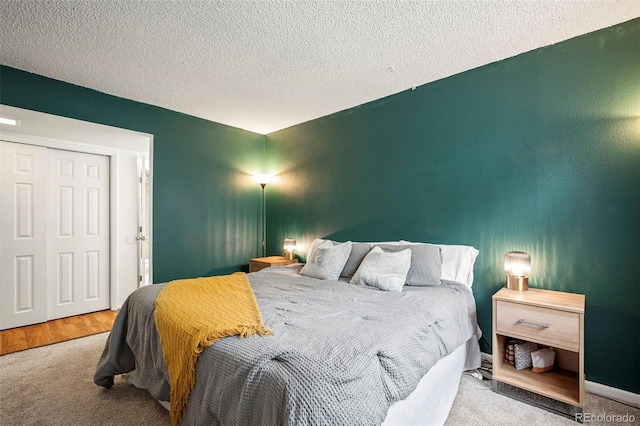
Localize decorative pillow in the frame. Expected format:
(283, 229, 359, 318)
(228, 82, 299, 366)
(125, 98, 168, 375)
(505, 338, 523, 366)
(305, 238, 327, 263)
(340, 242, 372, 278)
(514, 341, 539, 371)
(305, 239, 371, 278)
(350, 246, 411, 292)
(300, 240, 352, 281)
(400, 241, 479, 287)
(375, 243, 442, 286)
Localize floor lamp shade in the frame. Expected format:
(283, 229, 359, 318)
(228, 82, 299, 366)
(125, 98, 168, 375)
(254, 174, 273, 187)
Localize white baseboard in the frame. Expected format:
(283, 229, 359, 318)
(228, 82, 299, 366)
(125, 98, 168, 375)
(586, 381, 640, 408)
(480, 352, 640, 408)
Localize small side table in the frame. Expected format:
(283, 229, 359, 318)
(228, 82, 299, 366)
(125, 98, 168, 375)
(249, 256, 297, 273)
(492, 287, 585, 412)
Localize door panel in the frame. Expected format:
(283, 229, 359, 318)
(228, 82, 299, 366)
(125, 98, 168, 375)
(48, 149, 110, 319)
(0, 142, 48, 329)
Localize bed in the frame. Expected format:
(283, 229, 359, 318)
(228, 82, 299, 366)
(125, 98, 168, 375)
(95, 241, 480, 425)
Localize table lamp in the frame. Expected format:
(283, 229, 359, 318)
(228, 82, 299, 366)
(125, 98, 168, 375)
(284, 238, 296, 260)
(504, 251, 531, 291)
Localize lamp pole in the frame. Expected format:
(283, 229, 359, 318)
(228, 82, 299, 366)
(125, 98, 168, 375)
(254, 174, 273, 258)
(260, 182, 266, 257)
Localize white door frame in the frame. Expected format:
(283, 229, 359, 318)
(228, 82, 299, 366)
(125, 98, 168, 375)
(0, 130, 152, 310)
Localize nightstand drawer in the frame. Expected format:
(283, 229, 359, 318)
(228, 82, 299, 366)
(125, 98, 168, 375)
(496, 300, 580, 351)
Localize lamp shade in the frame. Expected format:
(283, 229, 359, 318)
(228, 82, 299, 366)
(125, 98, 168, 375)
(254, 174, 273, 186)
(504, 251, 531, 291)
(504, 251, 531, 276)
(284, 238, 296, 260)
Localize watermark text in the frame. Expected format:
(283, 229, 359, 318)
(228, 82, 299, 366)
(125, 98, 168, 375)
(576, 413, 636, 423)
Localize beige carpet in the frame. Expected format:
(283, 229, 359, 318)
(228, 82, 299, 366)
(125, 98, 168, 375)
(0, 333, 170, 426)
(446, 375, 638, 425)
(0, 333, 637, 425)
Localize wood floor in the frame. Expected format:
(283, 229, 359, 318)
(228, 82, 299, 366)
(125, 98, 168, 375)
(0, 310, 118, 356)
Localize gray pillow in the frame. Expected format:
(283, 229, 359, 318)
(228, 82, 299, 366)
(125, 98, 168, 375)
(300, 240, 352, 281)
(375, 243, 442, 286)
(340, 242, 372, 278)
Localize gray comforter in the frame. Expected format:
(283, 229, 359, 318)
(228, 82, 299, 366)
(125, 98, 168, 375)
(95, 265, 478, 425)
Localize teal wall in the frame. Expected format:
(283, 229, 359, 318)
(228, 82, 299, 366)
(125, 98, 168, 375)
(265, 20, 640, 393)
(0, 66, 265, 283)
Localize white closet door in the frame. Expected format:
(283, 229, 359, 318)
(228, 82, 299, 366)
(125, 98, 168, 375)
(0, 142, 49, 330)
(48, 149, 110, 319)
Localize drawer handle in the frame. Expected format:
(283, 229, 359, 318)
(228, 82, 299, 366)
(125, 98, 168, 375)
(518, 319, 550, 328)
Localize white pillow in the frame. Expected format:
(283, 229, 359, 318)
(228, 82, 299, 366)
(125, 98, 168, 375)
(400, 241, 479, 287)
(300, 240, 352, 281)
(305, 238, 326, 263)
(350, 246, 411, 292)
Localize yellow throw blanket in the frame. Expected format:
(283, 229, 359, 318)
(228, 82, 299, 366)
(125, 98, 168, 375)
(154, 272, 272, 425)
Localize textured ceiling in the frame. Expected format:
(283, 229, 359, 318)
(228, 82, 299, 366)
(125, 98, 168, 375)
(1, 1, 638, 134)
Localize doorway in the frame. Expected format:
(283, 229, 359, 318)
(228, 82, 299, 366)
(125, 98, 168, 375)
(0, 142, 111, 328)
(0, 105, 153, 330)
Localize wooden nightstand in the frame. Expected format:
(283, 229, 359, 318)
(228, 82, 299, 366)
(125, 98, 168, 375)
(249, 256, 297, 273)
(492, 287, 585, 409)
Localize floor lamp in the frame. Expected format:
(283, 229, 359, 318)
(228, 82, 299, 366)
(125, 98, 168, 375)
(254, 174, 273, 257)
